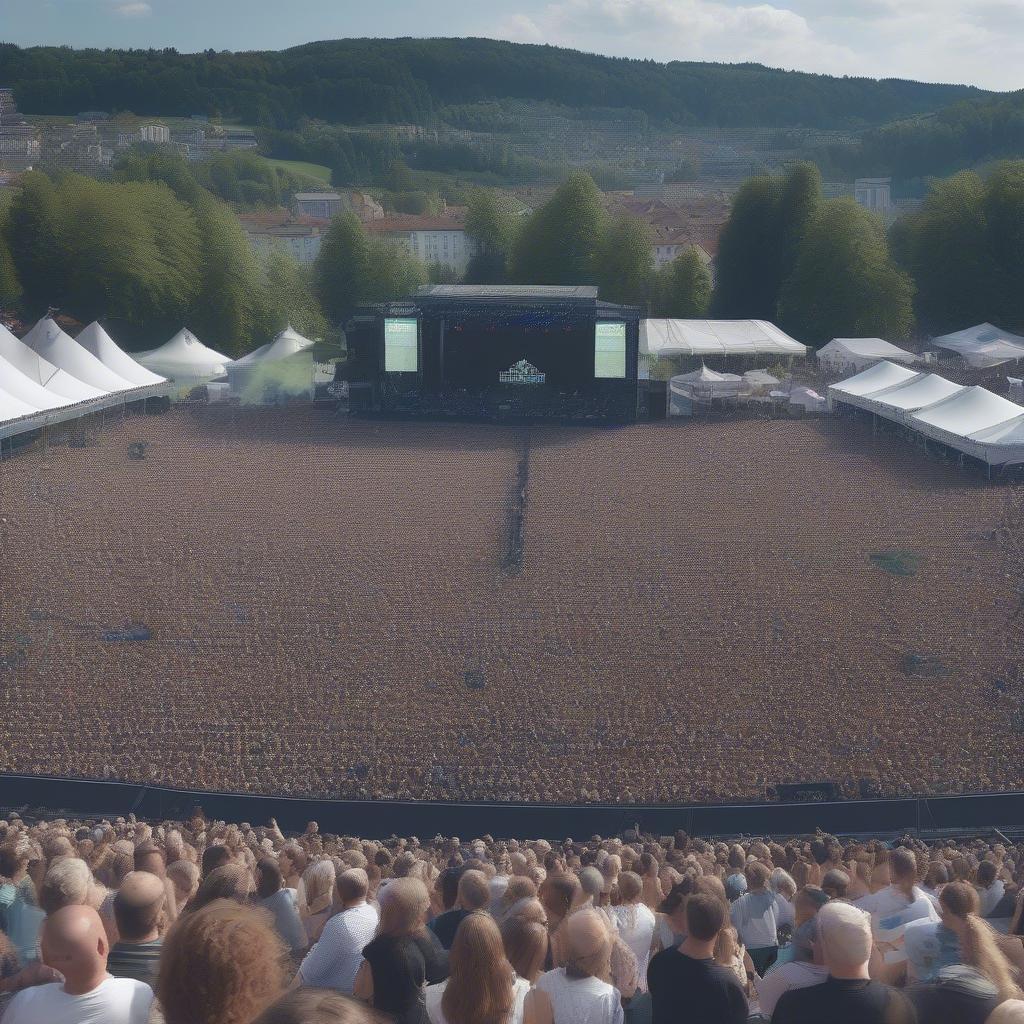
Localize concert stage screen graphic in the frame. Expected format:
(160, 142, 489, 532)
(595, 321, 627, 378)
(384, 318, 419, 372)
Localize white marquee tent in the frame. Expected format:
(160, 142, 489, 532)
(838, 372, 965, 423)
(642, 319, 807, 359)
(227, 325, 315, 400)
(0, 327, 77, 411)
(0, 323, 104, 403)
(817, 337, 918, 373)
(930, 323, 1024, 368)
(22, 317, 137, 394)
(76, 321, 166, 387)
(135, 329, 232, 381)
(910, 386, 1024, 442)
(826, 360, 919, 403)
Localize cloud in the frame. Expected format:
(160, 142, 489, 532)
(113, 1, 152, 15)
(487, 0, 1024, 90)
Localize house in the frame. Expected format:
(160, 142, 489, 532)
(238, 211, 328, 264)
(139, 124, 170, 144)
(293, 191, 384, 223)
(365, 214, 477, 274)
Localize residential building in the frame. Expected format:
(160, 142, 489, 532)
(365, 214, 476, 275)
(854, 177, 892, 213)
(294, 192, 344, 220)
(238, 212, 328, 264)
(139, 123, 170, 144)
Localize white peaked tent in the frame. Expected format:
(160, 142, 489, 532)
(856, 373, 965, 424)
(0, 323, 104, 402)
(642, 319, 807, 359)
(668, 365, 743, 416)
(931, 323, 1024, 368)
(23, 317, 136, 394)
(76, 322, 166, 387)
(227, 325, 315, 399)
(910, 386, 1023, 441)
(0, 383, 38, 424)
(817, 338, 918, 373)
(827, 360, 919, 406)
(135, 329, 232, 381)
(0, 326, 77, 410)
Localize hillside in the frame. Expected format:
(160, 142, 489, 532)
(0, 37, 988, 131)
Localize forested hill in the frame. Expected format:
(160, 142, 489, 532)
(0, 37, 988, 130)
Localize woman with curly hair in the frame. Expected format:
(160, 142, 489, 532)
(156, 899, 285, 1024)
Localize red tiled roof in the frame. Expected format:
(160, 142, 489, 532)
(366, 214, 466, 233)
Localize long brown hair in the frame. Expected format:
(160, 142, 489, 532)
(941, 882, 1023, 1003)
(441, 912, 515, 1024)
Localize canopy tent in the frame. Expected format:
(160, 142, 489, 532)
(827, 360, 920, 404)
(930, 323, 1024, 368)
(135, 329, 232, 381)
(667, 365, 744, 416)
(966, 414, 1024, 465)
(817, 337, 918, 373)
(839, 372, 965, 422)
(642, 319, 807, 359)
(0, 323, 104, 402)
(227, 325, 315, 401)
(23, 317, 137, 394)
(0, 329, 78, 411)
(910, 386, 1023, 439)
(743, 369, 781, 389)
(76, 322, 166, 387)
(0, 383, 38, 424)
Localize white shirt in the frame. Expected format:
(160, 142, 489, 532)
(610, 903, 656, 989)
(978, 881, 1005, 917)
(774, 895, 796, 931)
(425, 976, 530, 1024)
(298, 901, 379, 994)
(2, 976, 153, 1024)
(730, 890, 780, 950)
(754, 960, 828, 1017)
(534, 968, 624, 1024)
(855, 885, 940, 963)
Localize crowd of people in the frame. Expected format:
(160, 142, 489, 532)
(1, 812, 1023, 1023)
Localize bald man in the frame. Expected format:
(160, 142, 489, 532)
(107, 871, 165, 985)
(2, 905, 153, 1024)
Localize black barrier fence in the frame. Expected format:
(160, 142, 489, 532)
(2, 774, 1024, 838)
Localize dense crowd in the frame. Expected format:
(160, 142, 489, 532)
(1, 812, 1023, 1024)
(1, 411, 1022, 807)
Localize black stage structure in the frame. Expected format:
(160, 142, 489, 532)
(343, 285, 643, 423)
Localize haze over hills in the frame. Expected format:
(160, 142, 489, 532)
(0, 37, 992, 131)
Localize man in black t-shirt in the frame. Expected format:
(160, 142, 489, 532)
(428, 869, 489, 949)
(647, 892, 748, 1024)
(772, 901, 916, 1024)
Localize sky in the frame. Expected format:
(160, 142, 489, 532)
(3, 0, 1024, 92)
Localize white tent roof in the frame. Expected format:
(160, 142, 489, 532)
(931, 323, 1024, 368)
(642, 319, 807, 358)
(0, 328, 78, 410)
(23, 317, 136, 394)
(862, 373, 965, 414)
(672, 365, 742, 384)
(135, 329, 232, 379)
(828, 360, 920, 399)
(743, 369, 781, 386)
(0, 323, 104, 402)
(0, 382, 38, 424)
(818, 337, 918, 365)
(910, 386, 1024, 438)
(76, 322, 166, 387)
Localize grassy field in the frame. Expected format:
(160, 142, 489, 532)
(264, 158, 332, 184)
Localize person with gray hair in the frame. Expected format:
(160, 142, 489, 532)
(772, 901, 915, 1023)
(754, 914, 828, 1018)
(296, 869, 379, 995)
(38, 858, 97, 917)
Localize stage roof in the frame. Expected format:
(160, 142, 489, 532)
(417, 285, 599, 301)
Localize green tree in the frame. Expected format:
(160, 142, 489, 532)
(655, 248, 712, 318)
(256, 250, 328, 341)
(464, 188, 517, 284)
(360, 236, 428, 304)
(777, 198, 915, 346)
(595, 214, 654, 306)
(314, 213, 369, 323)
(712, 162, 821, 320)
(4, 170, 66, 315)
(510, 171, 606, 285)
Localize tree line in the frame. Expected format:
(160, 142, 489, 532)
(0, 39, 980, 131)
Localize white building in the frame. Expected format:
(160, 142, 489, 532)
(855, 177, 892, 214)
(139, 124, 170, 144)
(366, 215, 476, 274)
(241, 220, 325, 264)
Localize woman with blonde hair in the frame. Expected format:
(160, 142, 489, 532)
(301, 859, 336, 945)
(501, 915, 550, 985)
(610, 872, 656, 989)
(167, 859, 200, 916)
(425, 912, 529, 1024)
(354, 877, 448, 1024)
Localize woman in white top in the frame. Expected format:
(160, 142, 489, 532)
(525, 909, 624, 1024)
(610, 872, 656, 991)
(425, 911, 530, 1024)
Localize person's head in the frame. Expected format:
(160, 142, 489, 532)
(189, 863, 251, 913)
(337, 868, 369, 908)
(685, 893, 726, 944)
(500, 915, 548, 983)
(438, 866, 464, 911)
(253, 989, 387, 1024)
(114, 870, 166, 942)
(821, 869, 850, 900)
(158, 900, 285, 1024)
(941, 882, 1024, 1002)
(256, 858, 284, 900)
(891, 848, 918, 889)
(135, 840, 166, 879)
(442, 913, 514, 1024)
(977, 861, 997, 888)
(304, 860, 337, 914)
(617, 871, 643, 905)
(168, 860, 200, 907)
(39, 857, 93, 916)
(278, 844, 307, 881)
(770, 868, 797, 901)
(817, 901, 872, 978)
(456, 869, 490, 912)
(377, 877, 430, 938)
(40, 905, 109, 994)
(578, 866, 604, 904)
(794, 885, 830, 926)
(986, 1002, 1024, 1024)
(925, 862, 949, 890)
(539, 872, 580, 926)
(564, 908, 611, 981)
(744, 861, 770, 892)
(659, 876, 696, 923)
(201, 845, 231, 878)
